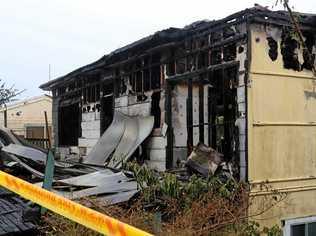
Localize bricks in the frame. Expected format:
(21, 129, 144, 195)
(81, 120, 100, 131)
(81, 130, 100, 139)
(82, 112, 96, 122)
(147, 137, 167, 150)
(78, 138, 99, 147)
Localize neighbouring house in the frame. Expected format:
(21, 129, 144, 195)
(0, 95, 53, 148)
(40, 7, 316, 232)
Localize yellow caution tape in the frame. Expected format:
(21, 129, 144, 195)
(0, 171, 152, 236)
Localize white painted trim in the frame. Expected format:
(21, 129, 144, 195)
(283, 216, 316, 236)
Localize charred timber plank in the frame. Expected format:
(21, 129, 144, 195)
(167, 61, 239, 83)
(165, 82, 173, 169)
(198, 75, 204, 143)
(187, 78, 193, 153)
(250, 17, 316, 32)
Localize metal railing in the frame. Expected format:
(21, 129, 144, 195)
(24, 138, 49, 149)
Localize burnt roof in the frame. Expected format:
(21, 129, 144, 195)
(40, 6, 316, 90)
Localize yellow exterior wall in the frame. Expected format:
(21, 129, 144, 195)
(248, 24, 316, 227)
(0, 95, 52, 137)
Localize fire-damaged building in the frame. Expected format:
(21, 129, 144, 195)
(40, 7, 316, 229)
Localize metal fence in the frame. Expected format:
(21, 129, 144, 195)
(24, 138, 49, 149)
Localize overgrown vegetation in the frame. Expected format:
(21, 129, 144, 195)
(39, 163, 284, 235)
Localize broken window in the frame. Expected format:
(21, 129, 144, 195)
(281, 29, 301, 71)
(223, 44, 237, 62)
(129, 74, 136, 93)
(208, 66, 238, 161)
(135, 71, 143, 93)
(302, 32, 315, 70)
(185, 39, 193, 51)
(100, 95, 114, 135)
(52, 89, 57, 97)
(96, 84, 100, 101)
(166, 61, 175, 76)
(210, 49, 222, 65)
(114, 54, 162, 97)
(58, 87, 66, 96)
(143, 69, 150, 91)
(151, 66, 161, 89)
(210, 31, 222, 44)
(187, 55, 196, 71)
(87, 86, 92, 103)
(91, 85, 96, 103)
(59, 102, 80, 146)
(197, 51, 208, 69)
(266, 37, 278, 61)
(198, 37, 208, 48)
(151, 92, 161, 128)
(116, 76, 127, 95)
(102, 82, 113, 96)
(176, 58, 186, 74)
(151, 54, 161, 64)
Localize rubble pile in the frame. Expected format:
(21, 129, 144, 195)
(0, 126, 241, 235)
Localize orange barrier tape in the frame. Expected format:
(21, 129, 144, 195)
(0, 171, 152, 236)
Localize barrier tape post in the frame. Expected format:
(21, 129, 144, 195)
(0, 171, 152, 236)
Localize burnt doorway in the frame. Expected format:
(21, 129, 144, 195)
(100, 95, 114, 135)
(208, 65, 238, 161)
(59, 102, 80, 146)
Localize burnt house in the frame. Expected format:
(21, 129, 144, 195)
(40, 6, 316, 229)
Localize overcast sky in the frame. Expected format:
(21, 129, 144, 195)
(0, 0, 315, 99)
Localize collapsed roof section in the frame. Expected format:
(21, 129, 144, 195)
(40, 7, 316, 91)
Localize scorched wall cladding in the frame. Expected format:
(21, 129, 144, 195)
(247, 21, 316, 228)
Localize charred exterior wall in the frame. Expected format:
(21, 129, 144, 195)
(40, 7, 316, 231)
(164, 21, 248, 178)
(48, 17, 249, 173)
(109, 48, 168, 170)
(248, 23, 316, 228)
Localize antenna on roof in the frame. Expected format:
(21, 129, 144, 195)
(48, 64, 52, 96)
(48, 64, 51, 81)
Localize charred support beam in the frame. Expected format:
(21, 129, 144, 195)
(113, 71, 119, 97)
(165, 82, 173, 169)
(167, 61, 239, 84)
(199, 75, 204, 143)
(209, 70, 217, 149)
(207, 74, 212, 147)
(243, 22, 251, 182)
(222, 68, 230, 160)
(107, 42, 177, 69)
(250, 17, 316, 33)
(187, 78, 193, 154)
